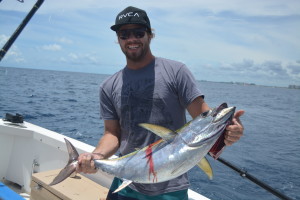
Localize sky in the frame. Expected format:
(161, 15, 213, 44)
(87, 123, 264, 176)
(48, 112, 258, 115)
(0, 0, 300, 87)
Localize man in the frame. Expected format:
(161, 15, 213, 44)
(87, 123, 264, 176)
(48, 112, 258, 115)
(77, 6, 244, 200)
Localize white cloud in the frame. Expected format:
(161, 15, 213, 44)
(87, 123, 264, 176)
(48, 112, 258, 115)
(68, 53, 78, 60)
(0, 34, 25, 63)
(42, 44, 62, 51)
(285, 61, 300, 79)
(61, 52, 100, 65)
(219, 59, 300, 81)
(0, 34, 9, 45)
(57, 37, 73, 44)
(2, 0, 300, 17)
(1, 1, 299, 87)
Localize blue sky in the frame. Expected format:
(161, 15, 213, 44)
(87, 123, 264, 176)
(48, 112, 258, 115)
(1, 0, 300, 87)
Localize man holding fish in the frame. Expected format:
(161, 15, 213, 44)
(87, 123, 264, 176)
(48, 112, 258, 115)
(77, 6, 244, 200)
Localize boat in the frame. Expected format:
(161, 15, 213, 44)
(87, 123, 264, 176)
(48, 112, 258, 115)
(0, 117, 210, 200)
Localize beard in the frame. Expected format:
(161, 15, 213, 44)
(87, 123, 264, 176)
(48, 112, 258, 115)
(121, 40, 151, 62)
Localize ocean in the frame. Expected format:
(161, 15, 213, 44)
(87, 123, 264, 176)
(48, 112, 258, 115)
(0, 67, 299, 200)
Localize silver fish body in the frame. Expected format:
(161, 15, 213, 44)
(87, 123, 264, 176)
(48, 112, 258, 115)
(49, 103, 235, 190)
(94, 103, 235, 183)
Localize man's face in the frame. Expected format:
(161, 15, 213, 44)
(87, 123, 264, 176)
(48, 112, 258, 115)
(117, 24, 152, 62)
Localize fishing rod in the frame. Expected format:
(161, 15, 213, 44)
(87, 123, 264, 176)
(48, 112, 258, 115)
(0, 0, 44, 62)
(212, 155, 293, 200)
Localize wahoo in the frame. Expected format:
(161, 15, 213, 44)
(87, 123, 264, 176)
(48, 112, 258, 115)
(49, 103, 235, 193)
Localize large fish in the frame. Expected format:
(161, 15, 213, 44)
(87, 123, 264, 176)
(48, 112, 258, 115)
(49, 103, 235, 192)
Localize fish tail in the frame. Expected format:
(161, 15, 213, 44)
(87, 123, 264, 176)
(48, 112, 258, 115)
(49, 138, 79, 186)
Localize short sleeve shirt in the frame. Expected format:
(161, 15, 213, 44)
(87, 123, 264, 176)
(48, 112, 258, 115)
(99, 57, 203, 195)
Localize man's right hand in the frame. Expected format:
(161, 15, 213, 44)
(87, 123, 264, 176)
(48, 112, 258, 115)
(76, 152, 104, 174)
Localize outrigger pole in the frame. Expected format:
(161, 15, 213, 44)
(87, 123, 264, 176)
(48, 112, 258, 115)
(214, 156, 293, 200)
(0, 0, 44, 62)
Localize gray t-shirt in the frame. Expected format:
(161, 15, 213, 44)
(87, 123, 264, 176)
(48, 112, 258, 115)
(99, 57, 203, 195)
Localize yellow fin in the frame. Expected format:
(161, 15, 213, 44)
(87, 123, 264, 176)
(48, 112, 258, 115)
(139, 123, 177, 142)
(197, 157, 213, 180)
(111, 150, 139, 161)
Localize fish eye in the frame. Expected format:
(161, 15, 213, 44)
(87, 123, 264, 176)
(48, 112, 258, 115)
(210, 108, 218, 117)
(201, 110, 211, 118)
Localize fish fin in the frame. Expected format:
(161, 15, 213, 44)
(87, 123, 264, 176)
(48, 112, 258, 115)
(197, 157, 213, 180)
(49, 162, 77, 185)
(49, 138, 79, 186)
(113, 179, 133, 193)
(65, 138, 79, 163)
(139, 123, 177, 142)
(115, 150, 139, 160)
(69, 171, 77, 178)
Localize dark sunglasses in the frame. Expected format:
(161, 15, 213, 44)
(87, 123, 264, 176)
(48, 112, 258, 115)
(117, 28, 148, 40)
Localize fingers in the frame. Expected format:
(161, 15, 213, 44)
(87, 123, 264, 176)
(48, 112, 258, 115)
(234, 110, 245, 119)
(76, 153, 98, 174)
(224, 110, 245, 146)
(224, 132, 241, 146)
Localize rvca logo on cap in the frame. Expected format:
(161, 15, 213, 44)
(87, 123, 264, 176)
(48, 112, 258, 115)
(119, 12, 140, 20)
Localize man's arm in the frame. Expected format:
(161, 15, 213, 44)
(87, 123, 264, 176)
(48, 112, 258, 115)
(76, 119, 121, 174)
(187, 96, 210, 118)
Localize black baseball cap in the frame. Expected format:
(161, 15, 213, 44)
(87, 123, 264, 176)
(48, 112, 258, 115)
(110, 6, 151, 32)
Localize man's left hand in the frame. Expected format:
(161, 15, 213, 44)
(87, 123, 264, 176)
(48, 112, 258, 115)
(224, 110, 245, 146)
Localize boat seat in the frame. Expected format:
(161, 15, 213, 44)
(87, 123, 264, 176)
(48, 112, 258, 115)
(30, 169, 109, 200)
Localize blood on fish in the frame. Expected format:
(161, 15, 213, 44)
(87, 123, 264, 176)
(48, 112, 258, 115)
(145, 143, 158, 182)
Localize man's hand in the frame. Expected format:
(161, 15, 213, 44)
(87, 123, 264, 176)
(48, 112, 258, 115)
(76, 152, 104, 174)
(224, 110, 245, 146)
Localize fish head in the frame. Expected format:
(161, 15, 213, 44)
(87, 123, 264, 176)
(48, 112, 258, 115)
(181, 103, 235, 147)
(211, 103, 236, 125)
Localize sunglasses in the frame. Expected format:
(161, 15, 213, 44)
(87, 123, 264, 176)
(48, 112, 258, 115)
(117, 28, 148, 40)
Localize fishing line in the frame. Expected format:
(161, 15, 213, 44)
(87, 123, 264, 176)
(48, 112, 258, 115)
(212, 155, 293, 200)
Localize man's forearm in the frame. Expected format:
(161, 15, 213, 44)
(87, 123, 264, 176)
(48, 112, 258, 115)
(93, 132, 120, 159)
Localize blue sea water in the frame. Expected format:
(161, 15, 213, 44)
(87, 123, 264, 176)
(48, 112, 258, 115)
(0, 67, 299, 200)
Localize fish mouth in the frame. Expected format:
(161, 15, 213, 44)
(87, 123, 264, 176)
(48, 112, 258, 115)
(206, 104, 236, 139)
(211, 103, 235, 123)
(185, 103, 235, 148)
